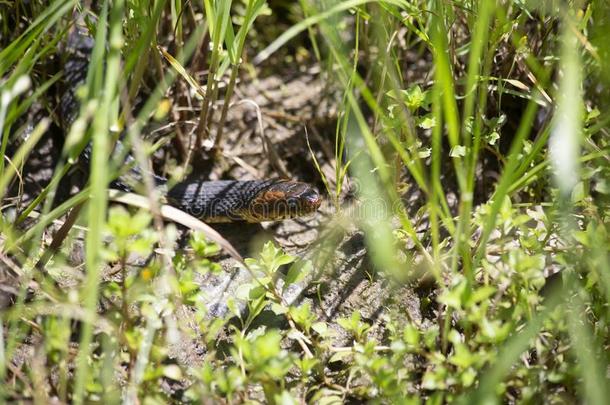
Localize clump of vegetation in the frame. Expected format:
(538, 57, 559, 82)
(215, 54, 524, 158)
(1, 0, 609, 403)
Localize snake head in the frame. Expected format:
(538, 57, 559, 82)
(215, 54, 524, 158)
(246, 180, 321, 221)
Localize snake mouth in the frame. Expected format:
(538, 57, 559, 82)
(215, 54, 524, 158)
(300, 189, 322, 212)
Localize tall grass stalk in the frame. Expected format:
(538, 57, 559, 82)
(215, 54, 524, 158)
(456, 0, 495, 282)
(0, 0, 74, 76)
(194, 0, 233, 150)
(551, 15, 608, 405)
(214, 0, 268, 149)
(73, 2, 116, 402)
(318, 12, 432, 263)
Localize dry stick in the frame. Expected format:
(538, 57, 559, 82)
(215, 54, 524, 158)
(4, 361, 34, 397)
(194, 45, 218, 150)
(234, 99, 289, 178)
(213, 63, 239, 149)
(203, 78, 221, 141)
(190, 24, 209, 84)
(151, 35, 167, 89)
(156, 46, 205, 165)
(35, 203, 84, 270)
(180, 121, 197, 179)
(170, 82, 188, 161)
(224, 154, 259, 178)
(0, 253, 50, 308)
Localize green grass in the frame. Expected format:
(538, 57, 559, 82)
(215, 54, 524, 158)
(1, 0, 610, 403)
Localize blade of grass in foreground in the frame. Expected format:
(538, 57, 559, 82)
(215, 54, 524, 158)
(345, 112, 404, 279)
(194, 0, 232, 148)
(310, 3, 432, 264)
(550, 18, 608, 405)
(430, 1, 464, 193)
(458, 0, 496, 281)
(0, 118, 48, 201)
(0, 0, 74, 76)
(0, 76, 33, 183)
(72, 1, 115, 403)
(566, 276, 609, 405)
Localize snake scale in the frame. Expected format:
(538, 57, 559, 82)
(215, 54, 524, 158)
(60, 19, 321, 223)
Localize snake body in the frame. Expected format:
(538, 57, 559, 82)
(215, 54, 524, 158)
(61, 22, 321, 222)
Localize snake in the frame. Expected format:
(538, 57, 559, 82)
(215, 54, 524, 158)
(59, 21, 321, 223)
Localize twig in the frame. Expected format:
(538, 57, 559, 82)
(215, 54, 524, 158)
(234, 99, 289, 178)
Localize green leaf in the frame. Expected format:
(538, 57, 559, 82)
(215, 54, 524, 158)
(163, 364, 183, 380)
(403, 324, 420, 347)
(449, 145, 466, 157)
(418, 115, 436, 129)
(284, 260, 312, 291)
(486, 131, 500, 145)
(469, 286, 496, 305)
(449, 342, 476, 369)
(402, 85, 426, 110)
(270, 303, 288, 315)
(328, 350, 352, 364)
(312, 321, 328, 336)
